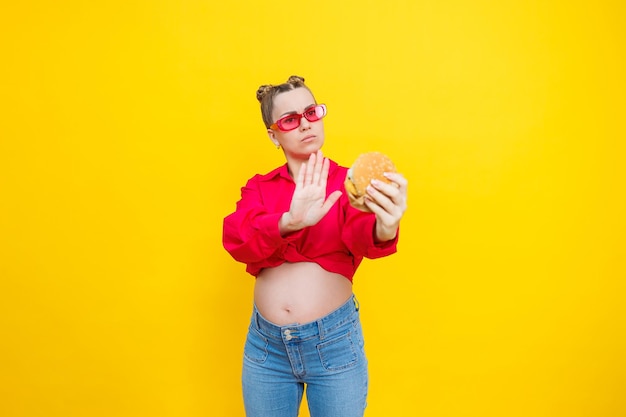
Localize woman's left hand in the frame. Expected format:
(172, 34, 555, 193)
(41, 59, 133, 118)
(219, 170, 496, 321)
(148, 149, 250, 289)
(364, 172, 408, 242)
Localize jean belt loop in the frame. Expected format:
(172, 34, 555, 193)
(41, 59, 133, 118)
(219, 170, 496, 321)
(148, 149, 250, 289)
(353, 295, 360, 312)
(317, 319, 325, 340)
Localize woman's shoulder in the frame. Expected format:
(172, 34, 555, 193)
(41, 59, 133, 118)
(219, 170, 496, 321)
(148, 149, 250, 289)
(328, 158, 348, 177)
(249, 163, 290, 183)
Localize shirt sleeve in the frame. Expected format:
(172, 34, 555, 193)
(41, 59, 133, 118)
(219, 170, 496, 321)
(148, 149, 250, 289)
(341, 202, 399, 259)
(222, 176, 302, 264)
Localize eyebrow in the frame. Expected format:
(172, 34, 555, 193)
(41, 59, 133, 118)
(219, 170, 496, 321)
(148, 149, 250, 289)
(278, 104, 316, 118)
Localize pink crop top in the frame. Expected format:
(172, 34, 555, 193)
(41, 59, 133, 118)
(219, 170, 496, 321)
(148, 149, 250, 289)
(222, 159, 398, 282)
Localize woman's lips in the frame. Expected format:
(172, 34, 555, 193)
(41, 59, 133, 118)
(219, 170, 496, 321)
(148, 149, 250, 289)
(301, 135, 316, 142)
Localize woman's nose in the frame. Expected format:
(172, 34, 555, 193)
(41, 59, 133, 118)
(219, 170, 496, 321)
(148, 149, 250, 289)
(299, 116, 311, 130)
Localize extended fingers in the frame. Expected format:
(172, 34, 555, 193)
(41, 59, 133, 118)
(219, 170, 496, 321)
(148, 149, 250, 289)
(304, 152, 316, 185)
(308, 150, 329, 186)
(319, 153, 331, 186)
(312, 150, 324, 185)
(322, 189, 342, 213)
(303, 150, 327, 185)
(295, 161, 307, 188)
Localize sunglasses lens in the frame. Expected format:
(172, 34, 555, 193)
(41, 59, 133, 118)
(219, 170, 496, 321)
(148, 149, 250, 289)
(316, 104, 327, 119)
(278, 116, 300, 131)
(304, 105, 326, 122)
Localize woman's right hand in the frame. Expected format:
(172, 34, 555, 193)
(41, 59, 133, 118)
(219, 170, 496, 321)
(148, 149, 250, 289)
(279, 150, 342, 235)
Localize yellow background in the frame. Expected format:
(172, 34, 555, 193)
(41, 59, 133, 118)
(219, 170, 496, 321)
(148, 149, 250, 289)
(1, 1, 625, 416)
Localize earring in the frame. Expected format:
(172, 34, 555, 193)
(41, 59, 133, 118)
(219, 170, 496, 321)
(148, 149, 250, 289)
(276, 144, 281, 150)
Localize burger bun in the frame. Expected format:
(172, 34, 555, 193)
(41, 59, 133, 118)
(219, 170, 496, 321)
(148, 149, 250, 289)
(344, 152, 396, 212)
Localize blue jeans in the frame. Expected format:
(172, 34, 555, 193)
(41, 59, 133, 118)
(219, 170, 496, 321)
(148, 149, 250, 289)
(242, 295, 368, 417)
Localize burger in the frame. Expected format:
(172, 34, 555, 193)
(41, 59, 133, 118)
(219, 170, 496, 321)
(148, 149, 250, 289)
(344, 152, 396, 212)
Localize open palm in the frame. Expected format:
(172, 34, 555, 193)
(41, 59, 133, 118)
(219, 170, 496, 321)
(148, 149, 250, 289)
(287, 151, 342, 229)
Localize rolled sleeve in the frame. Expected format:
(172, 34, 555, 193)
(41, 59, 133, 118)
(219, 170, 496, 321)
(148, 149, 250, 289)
(342, 208, 398, 259)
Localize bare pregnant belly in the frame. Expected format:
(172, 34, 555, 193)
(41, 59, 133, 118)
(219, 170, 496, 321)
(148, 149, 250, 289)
(254, 262, 353, 326)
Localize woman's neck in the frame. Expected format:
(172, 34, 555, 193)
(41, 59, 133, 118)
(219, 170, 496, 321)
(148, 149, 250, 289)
(285, 157, 308, 181)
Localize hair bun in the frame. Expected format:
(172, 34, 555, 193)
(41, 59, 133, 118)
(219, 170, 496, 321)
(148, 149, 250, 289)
(287, 75, 305, 85)
(256, 84, 274, 102)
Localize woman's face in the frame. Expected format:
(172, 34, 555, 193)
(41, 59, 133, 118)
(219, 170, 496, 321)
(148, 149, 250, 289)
(267, 87, 325, 160)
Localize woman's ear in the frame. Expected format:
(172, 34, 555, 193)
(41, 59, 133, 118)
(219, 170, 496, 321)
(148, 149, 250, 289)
(267, 129, 280, 148)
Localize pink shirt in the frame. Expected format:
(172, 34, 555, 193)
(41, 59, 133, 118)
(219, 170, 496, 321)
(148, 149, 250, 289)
(222, 159, 398, 282)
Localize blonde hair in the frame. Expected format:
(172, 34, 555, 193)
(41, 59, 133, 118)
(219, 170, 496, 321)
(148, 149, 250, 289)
(256, 75, 315, 128)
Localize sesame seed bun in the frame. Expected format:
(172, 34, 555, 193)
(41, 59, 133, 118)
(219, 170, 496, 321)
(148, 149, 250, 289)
(344, 152, 396, 212)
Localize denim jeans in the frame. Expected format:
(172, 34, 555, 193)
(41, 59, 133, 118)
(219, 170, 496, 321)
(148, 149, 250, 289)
(242, 295, 368, 417)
